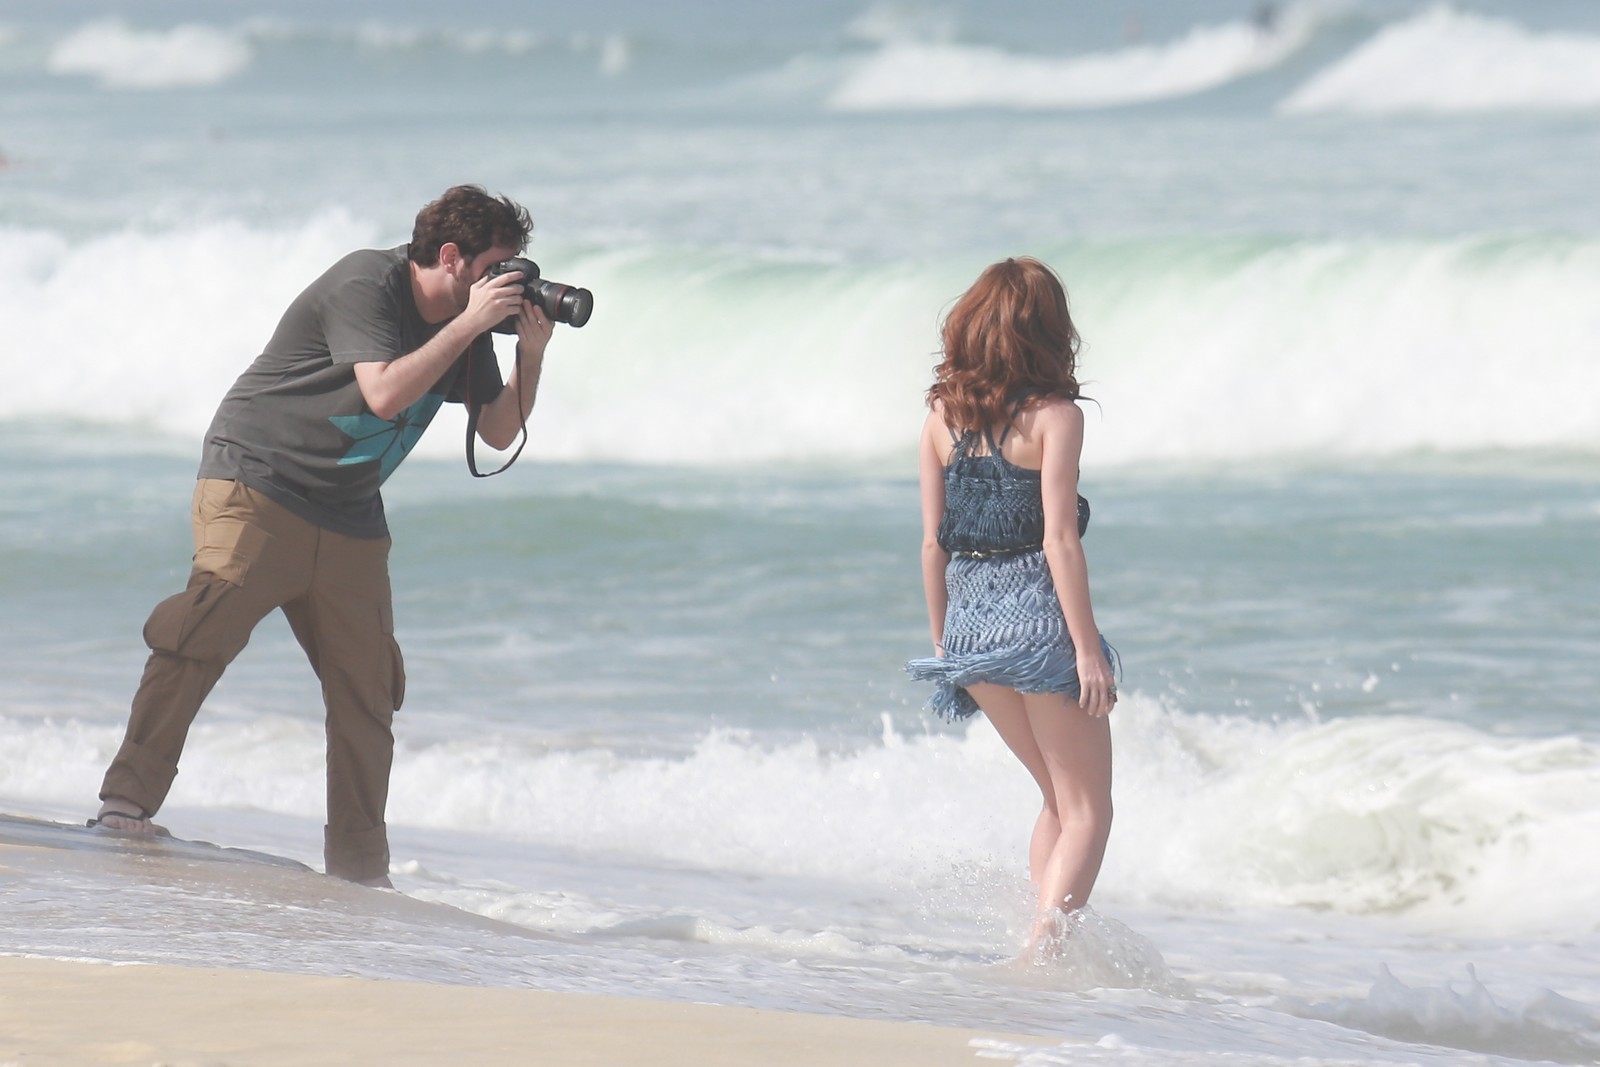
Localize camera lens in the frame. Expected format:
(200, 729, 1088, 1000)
(533, 280, 593, 328)
(556, 286, 593, 328)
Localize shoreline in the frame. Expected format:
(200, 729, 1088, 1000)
(0, 955, 1050, 1066)
(0, 815, 1053, 1064)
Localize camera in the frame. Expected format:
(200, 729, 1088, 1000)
(484, 257, 593, 330)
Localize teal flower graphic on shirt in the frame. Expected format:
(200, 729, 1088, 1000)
(331, 393, 446, 483)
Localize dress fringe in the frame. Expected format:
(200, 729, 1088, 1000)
(906, 636, 1119, 723)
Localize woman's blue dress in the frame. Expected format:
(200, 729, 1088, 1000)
(906, 426, 1115, 721)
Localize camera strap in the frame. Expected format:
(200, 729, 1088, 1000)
(463, 347, 528, 478)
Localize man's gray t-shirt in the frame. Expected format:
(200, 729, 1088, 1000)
(198, 245, 504, 539)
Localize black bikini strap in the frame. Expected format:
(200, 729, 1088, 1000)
(995, 393, 1035, 449)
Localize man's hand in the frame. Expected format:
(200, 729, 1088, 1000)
(460, 269, 530, 336)
(512, 294, 553, 364)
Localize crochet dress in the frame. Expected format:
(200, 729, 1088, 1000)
(905, 424, 1115, 721)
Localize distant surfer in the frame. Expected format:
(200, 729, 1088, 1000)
(905, 258, 1119, 959)
(89, 186, 555, 887)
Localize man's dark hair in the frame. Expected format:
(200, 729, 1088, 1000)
(409, 185, 533, 267)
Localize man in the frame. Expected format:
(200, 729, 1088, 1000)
(89, 185, 551, 886)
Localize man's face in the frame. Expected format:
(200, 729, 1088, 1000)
(451, 244, 520, 311)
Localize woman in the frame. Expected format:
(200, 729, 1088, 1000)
(906, 257, 1118, 956)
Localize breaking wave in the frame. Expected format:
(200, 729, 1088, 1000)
(1282, 5, 1600, 114)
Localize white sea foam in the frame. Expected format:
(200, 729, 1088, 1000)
(0, 215, 377, 438)
(47, 18, 253, 89)
(339, 21, 583, 61)
(829, 11, 1315, 111)
(7, 698, 1596, 934)
(38, 15, 629, 91)
(1284, 964, 1600, 1064)
(843, 4, 960, 47)
(1282, 5, 1600, 113)
(5, 221, 1597, 466)
(1105, 703, 1600, 933)
(978, 973, 1600, 1067)
(1078, 236, 1600, 464)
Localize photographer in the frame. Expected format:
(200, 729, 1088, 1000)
(89, 184, 553, 886)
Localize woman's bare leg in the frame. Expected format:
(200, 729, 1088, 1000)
(1022, 690, 1113, 946)
(968, 682, 1062, 886)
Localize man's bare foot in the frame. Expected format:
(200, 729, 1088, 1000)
(87, 797, 169, 836)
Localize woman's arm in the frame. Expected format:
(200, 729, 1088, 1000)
(918, 411, 952, 653)
(1037, 400, 1116, 716)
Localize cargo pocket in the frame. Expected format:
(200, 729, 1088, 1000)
(144, 518, 274, 660)
(193, 517, 273, 588)
(143, 579, 247, 660)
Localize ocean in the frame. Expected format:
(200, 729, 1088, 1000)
(3, 0, 1599, 1063)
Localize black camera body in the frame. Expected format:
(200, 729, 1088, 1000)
(483, 257, 593, 330)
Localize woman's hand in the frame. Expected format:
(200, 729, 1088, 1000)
(1075, 643, 1117, 718)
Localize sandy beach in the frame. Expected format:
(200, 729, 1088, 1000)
(0, 820, 1049, 1066)
(0, 954, 1045, 1066)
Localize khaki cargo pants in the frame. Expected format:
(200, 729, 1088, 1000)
(100, 478, 405, 883)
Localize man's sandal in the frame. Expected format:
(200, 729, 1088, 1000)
(86, 809, 170, 836)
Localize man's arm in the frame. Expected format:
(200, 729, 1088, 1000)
(354, 272, 526, 420)
(474, 298, 554, 451)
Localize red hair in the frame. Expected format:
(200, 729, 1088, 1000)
(927, 257, 1082, 433)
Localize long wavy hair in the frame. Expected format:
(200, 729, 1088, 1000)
(926, 257, 1083, 435)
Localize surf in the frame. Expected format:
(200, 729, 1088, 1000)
(827, 8, 1322, 112)
(7, 697, 1598, 935)
(6, 222, 1599, 466)
(1282, 6, 1600, 114)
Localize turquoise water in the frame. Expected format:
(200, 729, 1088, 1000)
(4, 2, 1600, 1063)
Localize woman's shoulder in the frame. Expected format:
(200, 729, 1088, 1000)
(921, 405, 956, 460)
(1015, 395, 1084, 434)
